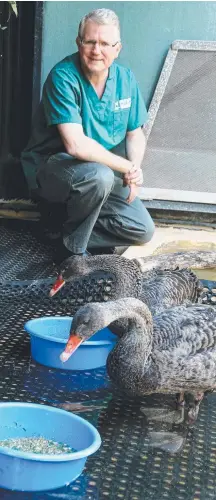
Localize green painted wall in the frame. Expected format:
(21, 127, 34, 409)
(41, 1, 216, 107)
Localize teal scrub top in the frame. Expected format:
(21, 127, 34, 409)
(22, 52, 148, 189)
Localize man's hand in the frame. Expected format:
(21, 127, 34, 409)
(124, 163, 143, 186)
(123, 164, 143, 203)
(127, 184, 139, 204)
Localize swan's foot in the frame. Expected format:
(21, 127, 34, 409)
(141, 406, 185, 424)
(187, 392, 204, 425)
(148, 431, 185, 454)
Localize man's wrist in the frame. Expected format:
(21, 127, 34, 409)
(127, 161, 135, 172)
(119, 158, 134, 174)
(128, 162, 139, 173)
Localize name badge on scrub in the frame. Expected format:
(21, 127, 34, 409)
(114, 98, 131, 111)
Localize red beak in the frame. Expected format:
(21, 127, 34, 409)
(60, 331, 83, 363)
(50, 275, 65, 297)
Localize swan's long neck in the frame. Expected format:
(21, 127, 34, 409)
(102, 298, 152, 334)
(106, 298, 153, 390)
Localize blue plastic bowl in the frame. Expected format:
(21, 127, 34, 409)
(0, 402, 101, 492)
(25, 316, 117, 370)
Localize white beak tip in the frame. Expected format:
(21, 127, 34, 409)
(60, 352, 70, 363)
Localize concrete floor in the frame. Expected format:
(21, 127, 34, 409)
(122, 225, 216, 281)
(123, 225, 216, 260)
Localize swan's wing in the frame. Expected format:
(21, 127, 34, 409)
(140, 269, 202, 315)
(153, 304, 216, 355)
(134, 250, 216, 273)
(153, 305, 216, 392)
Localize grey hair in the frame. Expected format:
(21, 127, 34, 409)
(78, 9, 120, 39)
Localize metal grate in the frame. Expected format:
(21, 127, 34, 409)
(142, 43, 216, 199)
(1, 223, 216, 499)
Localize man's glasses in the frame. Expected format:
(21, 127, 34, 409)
(79, 38, 120, 50)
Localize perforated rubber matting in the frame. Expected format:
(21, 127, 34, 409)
(1, 221, 216, 500)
